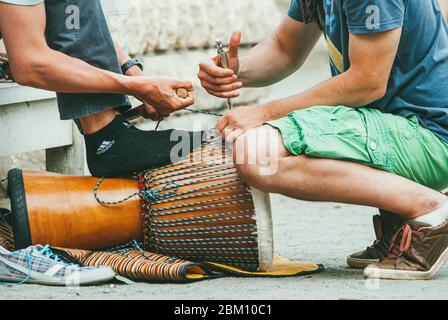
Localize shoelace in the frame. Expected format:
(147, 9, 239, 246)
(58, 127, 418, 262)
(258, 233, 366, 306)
(387, 224, 423, 259)
(37, 245, 66, 264)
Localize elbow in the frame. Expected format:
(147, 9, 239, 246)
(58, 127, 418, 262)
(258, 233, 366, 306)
(348, 71, 388, 106)
(13, 71, 34, 87)
(365, 83, 387, 103)
(350, 84, 387, 107)
(10, 58, 47, 87)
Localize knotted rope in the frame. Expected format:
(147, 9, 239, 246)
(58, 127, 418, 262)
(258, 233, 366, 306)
(93, 177, 179, 206)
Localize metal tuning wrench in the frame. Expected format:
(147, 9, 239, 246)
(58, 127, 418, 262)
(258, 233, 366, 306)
(216, 39, 233, 110)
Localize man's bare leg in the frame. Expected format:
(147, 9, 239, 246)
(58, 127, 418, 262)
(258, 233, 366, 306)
(80, 109, 120, 135)
(235, 126, 447, 219)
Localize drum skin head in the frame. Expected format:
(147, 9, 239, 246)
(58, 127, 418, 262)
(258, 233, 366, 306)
(250, 188, 274, 272)
(7, 168, 32, 250)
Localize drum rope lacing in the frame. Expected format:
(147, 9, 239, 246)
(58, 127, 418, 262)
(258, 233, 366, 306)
(94, 136, 261, 270)
(141, 139, 260, 269)
(93, 178, 179, 206)
(93, 129, 224, 205)
(106, 240, 178, 264)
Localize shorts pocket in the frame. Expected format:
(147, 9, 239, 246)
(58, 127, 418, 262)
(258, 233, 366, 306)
(365, 136, 388, 167)
(359, 109, 394, 171)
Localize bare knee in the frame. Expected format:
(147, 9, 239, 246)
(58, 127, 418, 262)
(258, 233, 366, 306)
(233, 126, 289, 191)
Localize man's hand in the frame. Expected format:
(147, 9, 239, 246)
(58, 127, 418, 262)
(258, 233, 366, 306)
(133, 76, 195, 118)
(133, 100, 160, 121)
(216, 105, 272, 143)
(198, 31, 243, 99)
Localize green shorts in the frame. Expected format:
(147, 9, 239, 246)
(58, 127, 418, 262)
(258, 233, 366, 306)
(267, 106, 448, 191)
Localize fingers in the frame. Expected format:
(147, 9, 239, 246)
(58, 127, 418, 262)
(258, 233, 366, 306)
(139, 104, 160, 121)
(175, 93, 195, 108)
(200, 81, 243, 95)
(198, 71, 238, 85)
(215, 115, 229, 133)
(204, 88, 240, 99)
(212, 56, 220, 66)
(224, 128, 243, 144)
(198, 64, 241, 98)
(216, 110, 247, 142)
(228, 31, 241, 59)
(173, 80, 194, 91)
(199, 59, 235, 78)
(221, 125, 234, 140)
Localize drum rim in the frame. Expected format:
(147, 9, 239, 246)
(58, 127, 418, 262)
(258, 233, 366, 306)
(8, 168, 32, 250)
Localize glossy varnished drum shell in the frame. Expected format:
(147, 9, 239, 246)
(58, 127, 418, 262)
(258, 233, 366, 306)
(8, 169, 142, 250)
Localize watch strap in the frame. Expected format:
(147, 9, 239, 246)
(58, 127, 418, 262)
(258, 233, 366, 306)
(121, 59, 144, 74)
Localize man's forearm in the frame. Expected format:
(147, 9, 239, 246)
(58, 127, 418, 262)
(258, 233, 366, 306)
(238, 18, 321, 88)
(238, 36, 298, 88)
(265, 71, 386, 120)
(12, 48, 143, 96)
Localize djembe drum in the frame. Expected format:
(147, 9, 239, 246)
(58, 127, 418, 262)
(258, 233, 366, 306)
(8, 136, 274, 272)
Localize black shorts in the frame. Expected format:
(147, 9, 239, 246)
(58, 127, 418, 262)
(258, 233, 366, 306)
(45, 0, 131, 120)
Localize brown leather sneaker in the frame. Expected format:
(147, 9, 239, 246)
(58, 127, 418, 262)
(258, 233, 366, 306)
(347, 210, 404, 269)
(364, 219, 448, 280)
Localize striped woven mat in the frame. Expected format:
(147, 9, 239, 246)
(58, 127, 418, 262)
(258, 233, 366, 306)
(0, 220, 323, 283)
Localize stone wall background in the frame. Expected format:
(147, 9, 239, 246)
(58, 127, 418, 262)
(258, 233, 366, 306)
(104, 0, 282, 54)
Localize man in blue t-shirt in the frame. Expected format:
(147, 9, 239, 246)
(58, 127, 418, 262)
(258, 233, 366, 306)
(199, 0, 448, 280)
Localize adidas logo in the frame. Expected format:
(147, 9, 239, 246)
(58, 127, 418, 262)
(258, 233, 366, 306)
(122, 121, 132, 129)
(96, 140, 115, 155)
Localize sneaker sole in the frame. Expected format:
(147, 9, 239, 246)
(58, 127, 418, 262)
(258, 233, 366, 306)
(0, 269, 115, 286)
(346, 256, 380, 269)
(363, 246, 448, 280)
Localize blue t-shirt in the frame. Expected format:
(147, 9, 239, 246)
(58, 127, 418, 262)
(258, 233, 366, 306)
(289, 0, 448, 142)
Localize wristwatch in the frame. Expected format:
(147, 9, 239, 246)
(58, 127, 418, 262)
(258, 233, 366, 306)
(121, 59, 144, 74)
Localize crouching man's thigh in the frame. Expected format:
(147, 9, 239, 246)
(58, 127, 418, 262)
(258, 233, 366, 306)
(250, 106, 448, 192)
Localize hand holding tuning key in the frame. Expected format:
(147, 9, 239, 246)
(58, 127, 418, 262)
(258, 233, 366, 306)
(216, 39, 233, 109)
(198, 31, 243, 100)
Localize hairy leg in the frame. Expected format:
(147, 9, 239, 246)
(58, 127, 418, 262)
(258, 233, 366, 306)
(235, 126, 447, 218)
